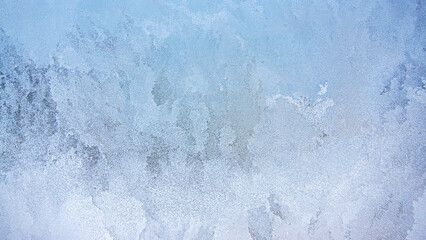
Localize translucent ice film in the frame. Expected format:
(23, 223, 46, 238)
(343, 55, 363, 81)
(0, 0, 425, 239)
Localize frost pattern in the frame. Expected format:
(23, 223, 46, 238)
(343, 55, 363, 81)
(0, 0, 425, 239)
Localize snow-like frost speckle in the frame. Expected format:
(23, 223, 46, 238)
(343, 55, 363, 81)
(0, 0, 425, 239)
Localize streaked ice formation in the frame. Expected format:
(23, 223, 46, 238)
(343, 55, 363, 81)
(0, 0, 425, 239)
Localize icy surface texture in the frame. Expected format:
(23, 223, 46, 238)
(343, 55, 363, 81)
(0, 0, 425, 239)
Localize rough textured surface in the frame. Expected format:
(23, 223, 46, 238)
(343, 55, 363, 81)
(0, 0, 425, 239)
